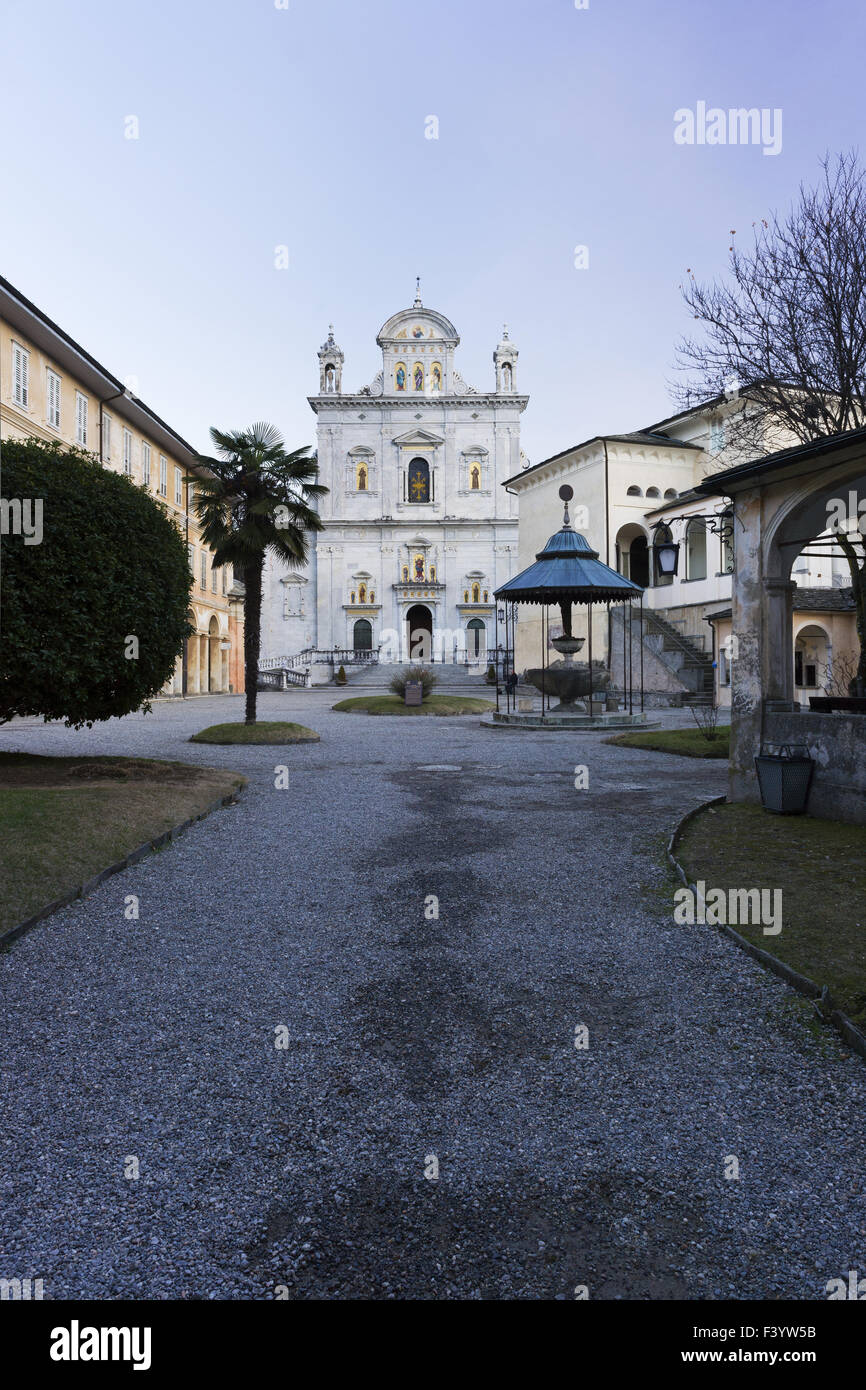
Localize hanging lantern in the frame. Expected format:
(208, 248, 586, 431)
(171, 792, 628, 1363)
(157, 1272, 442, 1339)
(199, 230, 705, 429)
(654, 532, 680, 578)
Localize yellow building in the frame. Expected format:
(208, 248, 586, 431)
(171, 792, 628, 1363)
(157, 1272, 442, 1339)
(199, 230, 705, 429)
(0, 274, 243, 695)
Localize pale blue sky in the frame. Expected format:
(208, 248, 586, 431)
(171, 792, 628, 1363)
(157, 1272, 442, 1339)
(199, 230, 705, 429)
(2, 0, 864, 464)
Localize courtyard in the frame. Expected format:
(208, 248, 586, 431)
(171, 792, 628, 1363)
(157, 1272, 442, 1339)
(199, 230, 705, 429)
(0, 692, 863, 1300)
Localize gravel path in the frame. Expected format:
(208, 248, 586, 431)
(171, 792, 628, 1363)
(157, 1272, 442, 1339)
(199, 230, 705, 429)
(1, 693, 863, 1300)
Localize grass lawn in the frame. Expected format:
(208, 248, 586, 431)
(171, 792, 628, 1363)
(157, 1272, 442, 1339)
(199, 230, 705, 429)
(677, 802, 866, 1029)
(332, 694, 494, 717)
(606, 727, 730, 758)
(0, 753, 245, 937)
(190, 721, 319, 744)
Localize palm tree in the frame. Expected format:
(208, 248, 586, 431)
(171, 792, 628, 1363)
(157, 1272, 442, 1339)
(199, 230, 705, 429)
(193, 422, 326, 724)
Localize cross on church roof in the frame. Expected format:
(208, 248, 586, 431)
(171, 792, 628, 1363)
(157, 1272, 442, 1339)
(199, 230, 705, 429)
(414, 276, 422, 308)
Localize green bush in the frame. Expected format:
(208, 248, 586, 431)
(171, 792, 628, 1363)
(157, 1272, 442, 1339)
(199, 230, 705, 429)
(0, 437, 193, 727)
(388, 665, 438, 700)
(485, 662, 497, 684)
(334, 665, 347, 685)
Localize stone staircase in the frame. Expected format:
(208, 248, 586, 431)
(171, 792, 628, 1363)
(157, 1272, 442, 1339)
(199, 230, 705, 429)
(641, 611, 715, 705)
(342, 661, 493, 690)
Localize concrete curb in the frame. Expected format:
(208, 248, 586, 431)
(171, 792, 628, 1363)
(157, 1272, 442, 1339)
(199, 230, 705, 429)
(0, 784, 247, 951)
(667, 797, 866, 1064)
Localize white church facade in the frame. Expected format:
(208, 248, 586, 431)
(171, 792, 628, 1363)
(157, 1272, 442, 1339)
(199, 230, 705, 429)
(261, 288, 528, 680)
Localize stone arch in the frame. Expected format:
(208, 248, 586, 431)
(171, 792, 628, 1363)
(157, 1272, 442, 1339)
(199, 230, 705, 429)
(626, 485, 643, 497)
(615, 522, 650, 587)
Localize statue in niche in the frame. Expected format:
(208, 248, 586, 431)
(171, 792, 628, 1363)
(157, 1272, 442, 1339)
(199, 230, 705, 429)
(357, 464, 367, 490)
(502, 363, 513, 391)
(429, 566, 436, 581)
(414, 555, 425, 580)
(470, 464, 480, 490)
(414, 363, 424, 391)
(350, 590, 355, 604)
(396, 365, 406, 391)
(359, 584, 367, 604)
(432, 364, 442, 391)
(325, 363, 335, 392)
(402, 565, 409, 582)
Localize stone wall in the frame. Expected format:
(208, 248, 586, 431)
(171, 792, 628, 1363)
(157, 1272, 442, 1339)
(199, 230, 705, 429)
(761, 710, 866, 824)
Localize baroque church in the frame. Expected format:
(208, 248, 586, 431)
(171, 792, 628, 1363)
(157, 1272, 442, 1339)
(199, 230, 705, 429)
(260, 286, 528, 678)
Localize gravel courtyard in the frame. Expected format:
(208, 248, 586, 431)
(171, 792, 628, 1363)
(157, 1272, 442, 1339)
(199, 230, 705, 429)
(0, 692, 863, 1300)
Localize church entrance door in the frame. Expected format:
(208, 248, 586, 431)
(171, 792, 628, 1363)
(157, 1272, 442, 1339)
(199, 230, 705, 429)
(466, 618, 486, 661)
(406, 604, 433, 662)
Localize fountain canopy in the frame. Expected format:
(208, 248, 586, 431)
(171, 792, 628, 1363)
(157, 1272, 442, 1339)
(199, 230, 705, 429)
(495, 497, 643, 606)
(486, 486, 654, 730)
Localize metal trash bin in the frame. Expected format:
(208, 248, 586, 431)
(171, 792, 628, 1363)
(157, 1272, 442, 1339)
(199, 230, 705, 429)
(404, 682, 423, 707)
(754, 742, 813, 815)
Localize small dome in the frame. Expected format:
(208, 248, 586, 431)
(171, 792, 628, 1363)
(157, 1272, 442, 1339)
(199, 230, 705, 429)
(536, 525, 597, 561)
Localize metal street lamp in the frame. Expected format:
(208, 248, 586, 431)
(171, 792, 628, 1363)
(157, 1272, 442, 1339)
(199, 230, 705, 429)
(654, 534, 680, 578)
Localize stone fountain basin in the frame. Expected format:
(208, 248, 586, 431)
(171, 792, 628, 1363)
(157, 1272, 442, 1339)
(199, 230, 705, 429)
(524, 660, 611, 703)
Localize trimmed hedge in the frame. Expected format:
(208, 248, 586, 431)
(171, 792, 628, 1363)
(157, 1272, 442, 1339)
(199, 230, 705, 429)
(0, 437, 193, 727)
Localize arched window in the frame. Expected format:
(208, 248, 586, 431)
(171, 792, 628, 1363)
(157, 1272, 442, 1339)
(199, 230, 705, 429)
(395, 363, 407, 391)
(413, 362, 424, 391)
(353, 619, 373, 652)
(627, 485, 643, 497)
(664, 488, 678, 500)
(408, 457, 430, 503)
(470, 463, 481, 490)
(646, 486, 661, 499)
(431, 363, 442, 391)
(686, 519, 707, 581)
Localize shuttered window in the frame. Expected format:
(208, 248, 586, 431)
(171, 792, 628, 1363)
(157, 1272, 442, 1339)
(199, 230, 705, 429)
(159, 455, 167, 496)
(12, 342, 29, 407)
(46, 369, 61, 428)
(175, 468, 183, 505)
(200, 552, 207, 589)
(75, 392, 88, 445)
(102, 414, 112, 461)
(123, 428, 134, 475)
(141, 441, 151, 486)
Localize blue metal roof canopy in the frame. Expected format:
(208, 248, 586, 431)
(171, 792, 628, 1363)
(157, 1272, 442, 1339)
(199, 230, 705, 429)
(495, 495, 644, 606)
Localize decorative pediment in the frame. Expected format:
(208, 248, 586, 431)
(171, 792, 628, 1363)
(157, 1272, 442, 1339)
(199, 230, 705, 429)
(391, 428, 444, 448)
(348, 444, 375, 457)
